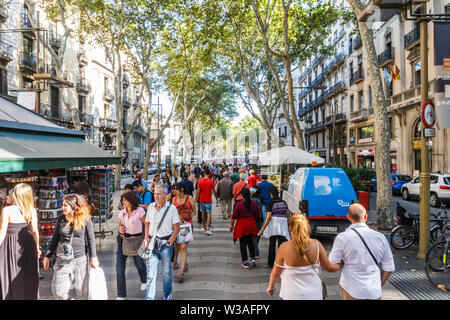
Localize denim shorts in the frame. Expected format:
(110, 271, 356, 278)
(200, 202, 213, 213)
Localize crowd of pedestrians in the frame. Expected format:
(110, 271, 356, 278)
(0, 161, 395, 301)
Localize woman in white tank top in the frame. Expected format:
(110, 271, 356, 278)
(266, 214, 343, 300)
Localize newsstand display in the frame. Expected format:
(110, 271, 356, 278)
(67, 168, 115, 238)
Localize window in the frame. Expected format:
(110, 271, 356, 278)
(445, 4, 450, 15)
(368, 86, 373, 108)
(358, 90, 364, 109)
(413, 60, 421, 86)
(322, 132, 326, 148)
(385, 32, 392, 50)
(358, 125, 374, 140)
(0, 69, 7, 95)
(350, 95, 354, 112)
(430, 175, 439, 184)
(389, 117, 393, 138)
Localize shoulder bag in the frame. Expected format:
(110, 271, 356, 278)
(305, 240, 327, 300)
(351, 228, 382, 269)
(138, 204, 172, 259)
(56, 225, 75, 264)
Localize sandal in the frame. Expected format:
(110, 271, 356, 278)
(183, 263, 188, 272)
(177, 273, 184, 282)
(173, 262, 178, 270)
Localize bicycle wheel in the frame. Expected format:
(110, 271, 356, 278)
(425, 252, 449, 291)
(390, 225, 415, 249)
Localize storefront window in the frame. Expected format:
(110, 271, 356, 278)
(358, 125, 374, 143)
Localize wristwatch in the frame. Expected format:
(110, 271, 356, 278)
(167, 241, 172, 246)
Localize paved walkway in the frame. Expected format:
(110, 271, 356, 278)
(38, 181, 409, 300)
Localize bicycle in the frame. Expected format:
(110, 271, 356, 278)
(390, 202, 448, 250)
(425, 234, 450, 291)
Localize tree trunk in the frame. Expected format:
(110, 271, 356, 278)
(347, 0, 393, 230)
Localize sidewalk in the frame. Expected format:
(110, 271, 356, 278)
(37, 180, 447, 300)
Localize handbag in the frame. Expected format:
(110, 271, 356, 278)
(56, 225, 75, 264)
(138, 204, 172, 259)
(177, 223, 194, 243)
(122, 233, 144, 256)
(305, 240, 327, 300)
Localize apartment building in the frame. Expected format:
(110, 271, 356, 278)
(0, 1, 147, 166)
(297, 24, 353, 165)
(374, 0, 450, 175)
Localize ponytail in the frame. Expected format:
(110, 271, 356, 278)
(242, 188, 251, 210)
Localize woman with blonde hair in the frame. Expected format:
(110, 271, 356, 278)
(266, 213, 342, 300)
(43, 194, 99, 300)
(0, 183, 40, 300)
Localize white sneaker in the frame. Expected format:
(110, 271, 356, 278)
(206, 230, 212, 235)
(115, 297, 126, 300)
(140, 283, 147, 291)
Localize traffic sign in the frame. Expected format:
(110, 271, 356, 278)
(423, 128, 436, 138)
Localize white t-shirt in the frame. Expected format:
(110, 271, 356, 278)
(328, 223, 395, 299)
(145, 201, 180, 238)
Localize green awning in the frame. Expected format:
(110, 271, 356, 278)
(0, 130, 121, 173)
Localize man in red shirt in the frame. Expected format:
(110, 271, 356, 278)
(195, 168, 218, 235)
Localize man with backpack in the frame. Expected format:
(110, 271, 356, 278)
(132, 180, 153, 213)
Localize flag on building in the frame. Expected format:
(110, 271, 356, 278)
(384, 68, 392, 87)
(392, 63, 401, 81)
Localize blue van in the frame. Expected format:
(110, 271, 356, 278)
(282, 168, 357, 235)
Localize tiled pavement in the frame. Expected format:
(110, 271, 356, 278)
(38, 179, 408, 300)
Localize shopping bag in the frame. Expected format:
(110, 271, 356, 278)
(88, 267, 108, 300)
(177, 223, 194, 243)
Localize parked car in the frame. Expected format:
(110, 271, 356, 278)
(282, 168, 357, 236)
(401, 173, 450, 207)
(371, 174, 412, 195)
(149, 165, 158, 175)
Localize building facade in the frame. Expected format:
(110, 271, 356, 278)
(0, 1, 148, 167)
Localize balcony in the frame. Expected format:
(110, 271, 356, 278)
(103, 89, 114, 102)
(404, 26, 420, 50)
(0, 41, 13, 64)
(350, 69, 364, 85)
(80, 113, 94, 124)
(76, 78, 92, 94)
(353, 38, 363, 50)
(311, 54, 324, 68)
(310, 121, 325, 132)
(134, 124, 146, 136)
(21, 13, 33, 29)
(310, 73, 325, 88)
(298, 66, 311, 83)
(378, 47, 395, 68)
(49, 31, 62, 49)
(122, 95, 130, 109)
(324, 80, 346, 99)
(77, 49, 88, 65)
(19, 51, 37, 73)
(325, 115, 334, 125)
(350, 108, 369, 123)
(99, 117, 117, 131)
(335, 112, 347, 123)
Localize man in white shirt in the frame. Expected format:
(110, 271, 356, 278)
(143, 184, 180, 300)
(328, 203, 395, 300)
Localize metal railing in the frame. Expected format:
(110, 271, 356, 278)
(21, 13, 32, 29)
(350, 69, 364, 85)
(80, 113, 94, 124)
(0, 41, 13, 61)
(76, 78, 92, 92)
(49, 32, 62, 48)
(19, 51, 37, 70)
(353, 38, 363, 50)
(378, 47, 395, 66)
(404, 26, 420, 49)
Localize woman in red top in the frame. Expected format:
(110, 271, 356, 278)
(171, 182, 196, 282)
(230, 188, 261, 269)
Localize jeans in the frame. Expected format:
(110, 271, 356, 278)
(268, 235, 287, 267)
(239, 235, 255, 262)
(145, 243, 174, 300)
(116, 241, 147, 298)
(252, 221, 263, 257)
(261, 204, 268, 222)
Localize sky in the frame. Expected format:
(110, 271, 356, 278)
(154, 91, 251, 126)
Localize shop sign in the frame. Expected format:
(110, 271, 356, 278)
(358, 149, 374, 157)
(350, 137, 355, 143)
(358, 137, 373, 144)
